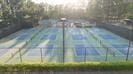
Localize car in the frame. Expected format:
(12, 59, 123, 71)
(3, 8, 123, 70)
(60, 18, 67, 21)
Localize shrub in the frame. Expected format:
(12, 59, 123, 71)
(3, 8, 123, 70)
(0, 62, 133, 71)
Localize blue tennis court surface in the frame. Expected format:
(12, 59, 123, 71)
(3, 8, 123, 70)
(27, 49, 40, 56)
(27, 45, 54, 56)
(47, 29, 58, 33)
(72, 34, 87, 40)
(112, 44, 131, 55)
(41, 34, 56, 40)
(100, 35, 119, 40)
(75, 45, 100, 56)
(70, 29, 81, 34)
(17, 34, 29, 40)
(44, 45, 54, 56)
(112, 44, 129, 48)
(0, 48, 10, 56)
(0, 21, 133, 64)
(75, 45, 86, 56)
(92, 28, 125, 40)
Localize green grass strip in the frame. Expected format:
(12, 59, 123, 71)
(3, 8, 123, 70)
(0, 62, 133, 71)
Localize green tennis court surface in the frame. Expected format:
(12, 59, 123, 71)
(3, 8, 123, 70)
(0, 21, 133, 64)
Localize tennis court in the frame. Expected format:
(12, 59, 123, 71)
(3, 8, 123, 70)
(0, 20, 133, 64)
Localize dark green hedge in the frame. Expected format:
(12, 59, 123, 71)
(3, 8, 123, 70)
(0, 62, 133, 71)
(128, 15, 133, 20)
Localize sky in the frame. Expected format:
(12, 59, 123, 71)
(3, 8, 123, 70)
(32, 0, 81, 5)
(31, 0, 88, 8)
(32, 0, 89, 9)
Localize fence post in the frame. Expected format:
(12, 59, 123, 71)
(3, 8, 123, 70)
(126, 41, 131, 61)
(19, 48, 23, 63)
(126, 24, 132, 61)
(40, 48, 43, 63)
(105, 47, 108, 61)
(124, 19, 133, 61)
(84, 47, 87, 63)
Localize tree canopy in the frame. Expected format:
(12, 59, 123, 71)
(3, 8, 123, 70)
(0, 0, 132, 29)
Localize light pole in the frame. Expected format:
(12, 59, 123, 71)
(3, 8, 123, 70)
(124, 19, 133, 61)
(61, 18, 66, 63)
